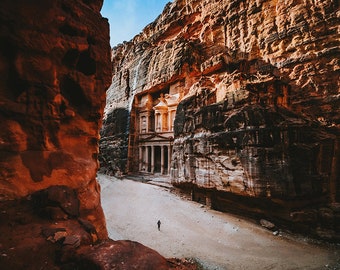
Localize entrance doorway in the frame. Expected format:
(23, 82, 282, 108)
(147, 146, 151, 172)
(154, 146, 161, 173)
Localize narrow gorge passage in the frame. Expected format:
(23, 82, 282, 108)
(98, 174, 339, 270)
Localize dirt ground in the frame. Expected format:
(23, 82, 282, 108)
(98, 174, 339, 270)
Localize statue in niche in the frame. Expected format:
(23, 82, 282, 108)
(159, 93, 165, 102)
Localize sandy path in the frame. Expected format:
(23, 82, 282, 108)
(98, 174, 339, 269)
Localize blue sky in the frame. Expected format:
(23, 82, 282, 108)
(101, 0, 171, 47)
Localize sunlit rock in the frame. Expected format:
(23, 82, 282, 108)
(102, 0, 340, 240)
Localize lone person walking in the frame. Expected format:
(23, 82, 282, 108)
(157, 220, 161, 231)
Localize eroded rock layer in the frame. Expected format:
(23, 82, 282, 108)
(0, 189, 197, 270)
(0, 0, 111, 239)
(0, 1, 201, 268)
(102, 0, 340, 240)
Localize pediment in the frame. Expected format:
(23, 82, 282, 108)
(139, 133, 173, 142)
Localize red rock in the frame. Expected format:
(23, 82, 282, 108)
(73, 240, 170, 270)
(0, 0, 111, 239)
(0, 1, 199, 269)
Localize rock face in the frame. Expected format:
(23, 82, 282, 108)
(0, 0, 111, 239)
(102, 0, 340, 240)
(0, 192, 197, 270)
(0, 1, 201, 269)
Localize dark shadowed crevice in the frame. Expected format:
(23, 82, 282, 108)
(62, 49, 96, 76)
(60, 76, 91, 117)
(87, 36, 96, 45)
(77, 51, 96, 75)
(62, 49, 79, 68)
(59, 23, 81, 36)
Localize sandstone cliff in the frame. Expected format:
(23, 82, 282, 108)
(0, 0, 111, 239)
(0, 1, 200, 269)
(102, 0, 340, 240)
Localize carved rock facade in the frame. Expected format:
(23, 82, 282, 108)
(0, 1, 202, 269)
(102, 0, 339, 239)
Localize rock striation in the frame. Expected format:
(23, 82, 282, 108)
(102, 0, 340, 240)
(0, 0, 111, 238)
(0, 1, 201, 268)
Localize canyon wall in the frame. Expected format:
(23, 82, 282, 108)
(0, 2, 198, 269)
(102, 0, 339, 239)
(0, 0, 111, 239)
(0, 1, 198, 269)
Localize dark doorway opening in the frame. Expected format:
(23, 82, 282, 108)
(154, 146, 161, 173)
(147, 146, 152, 172)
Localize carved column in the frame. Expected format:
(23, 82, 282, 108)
(168, 145, 171, 175)
(161, 145, 164, 174)
(160, 112, 165, 132)
(139, 146, 143, 171)
(156, 113, 161, 132)
(151, 145, 155, 173)
(168, 112, 171, 131)
(146, 146, 149, 172)
(146, 111, 151, 133)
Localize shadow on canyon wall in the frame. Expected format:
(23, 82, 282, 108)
(100, 49, 339, 241)
(99, 0, 339, 241)
(99, 108, 129, 176)
(171, 54, 340, 240)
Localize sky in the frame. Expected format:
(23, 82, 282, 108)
(101, 0, 171, 47)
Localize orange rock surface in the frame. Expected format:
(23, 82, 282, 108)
(0, 0, 111, 239)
